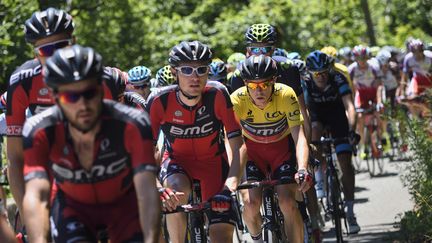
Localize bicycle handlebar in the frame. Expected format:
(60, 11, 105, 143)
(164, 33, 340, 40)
(237, 178, 291, 190)
(163, 202, 211, 214)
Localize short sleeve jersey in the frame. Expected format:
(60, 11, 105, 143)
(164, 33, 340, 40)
(230, 83, 303, 144)
(6, 59, 121, 137)
(402, 51, 432, 77)
(23, 100, 157, 204)
(302, 70, 352, 111)
(229, 56, 303, 95)
(145, 81, 242, 161)
(348, 61, 381, 88)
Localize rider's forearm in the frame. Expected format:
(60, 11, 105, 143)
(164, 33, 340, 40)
(342, 95, 357, 131)
(23, 181, 50, 243)
(134, 172, 161, 243)
(376, 85, 384, 104)
(225, 136, 247, 189)
(6, 140, 25, 216)
(298, 95, 312, 143)
(296, 126, 309, 170)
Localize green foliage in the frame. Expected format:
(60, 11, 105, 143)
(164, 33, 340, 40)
(1, 0, 432, 86)
(396, 94, 432, 242)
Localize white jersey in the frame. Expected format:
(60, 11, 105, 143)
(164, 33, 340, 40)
(348, 61, 380, 88)
(402, 50, 432, 77)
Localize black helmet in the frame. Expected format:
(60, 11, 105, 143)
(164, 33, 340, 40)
(306, 50, 331, 72)
(239, 55, 277, 80)
(245, 24, 277, 44)
(24, 8, 74, 44)
(44, 45, 103, 89)
(168, 41, 212, 67)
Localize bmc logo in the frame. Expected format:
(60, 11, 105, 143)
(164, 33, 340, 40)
(170, 121, 214, 137)
(52, 157, 127, 182)
(9, 65, 42, 85)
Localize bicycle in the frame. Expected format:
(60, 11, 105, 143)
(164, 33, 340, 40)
(237, 178, 291, 243)
(162, 179, 245, 243)
(356, 102, 385, 177)
(311, 136, 351, 243)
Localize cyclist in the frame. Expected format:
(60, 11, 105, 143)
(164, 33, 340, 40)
(22, 45, 160, 242)
(226, 52, 246, 75)
(6, 8, 125, 220)
(321, 46, 354, 91)
(272, 47, 290, 58)
(304, 50, 360, 234)
(209, 60, 231, 92)
(123, 66, 152, 110)
(231, 55, 311, 243)
(338, 46, 354, 66)
(376, 50, 399, 112)
(348, 45, 384, 154)
(145, 41, 246, 243)
(402, 39, 432, 100)
(155, 65, 176, 87)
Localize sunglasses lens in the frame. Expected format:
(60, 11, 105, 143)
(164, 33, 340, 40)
(196, 66, 209, 75)
(36, 40, 70, 57)
(248, 46, 273, 54)
(58, 88, 98, 104)
(59, 93, 81, 103)
(179, 67, 194, 75)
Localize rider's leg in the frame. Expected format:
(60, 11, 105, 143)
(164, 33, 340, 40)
(208, 223, 234, 243)
(241, 187, 263, 242)
(277, 184, 304, 243)
(163, 173, 191, 243)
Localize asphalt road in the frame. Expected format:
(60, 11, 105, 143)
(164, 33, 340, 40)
(322, 156, 413, 242)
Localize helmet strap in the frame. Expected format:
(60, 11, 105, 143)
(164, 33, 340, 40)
(179, 88, 199, 100)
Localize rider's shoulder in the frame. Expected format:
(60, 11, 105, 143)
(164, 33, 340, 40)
(104, 100, 151, 128)
(22, 106, 61, 138)
(9, 59, 42, 86)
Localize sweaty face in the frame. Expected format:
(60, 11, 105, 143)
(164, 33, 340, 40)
(311, 70, 329, 88)
(56, 79, 103, 133)
(245, 78, 275, 108)
(174, 62, 209, 98)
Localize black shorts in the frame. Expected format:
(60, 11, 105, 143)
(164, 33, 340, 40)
(310, 104, 351, 154)
(159, 160, 236, 226)
(50, 189, 143, 243)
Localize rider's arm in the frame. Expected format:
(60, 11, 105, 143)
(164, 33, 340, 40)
(6, 138, 25, 215)
(342, 94, 357, 131)
(133, 172, 160, 243)
(291, 125, 309, 171)
(224, 135, 247, 192)
(217, 87, 246, 192)
(297, 94, 312, 143)
(23, 177, 50, 243)
(126, 119, 161, 243)
(0, 199, 16, 243)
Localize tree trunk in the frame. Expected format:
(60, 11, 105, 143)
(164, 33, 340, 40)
(360, 0, 377, 46)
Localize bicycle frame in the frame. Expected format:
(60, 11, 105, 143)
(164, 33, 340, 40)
(188, 180, 207, 243)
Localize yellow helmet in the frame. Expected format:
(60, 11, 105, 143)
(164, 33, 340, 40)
(321, 46, 338, 58)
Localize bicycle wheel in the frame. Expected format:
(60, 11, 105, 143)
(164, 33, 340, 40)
(329, 174, 344, 243)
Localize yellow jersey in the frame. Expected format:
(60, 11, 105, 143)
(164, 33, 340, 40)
(230, 83, 303, 144)
(334, 63, 353, 90)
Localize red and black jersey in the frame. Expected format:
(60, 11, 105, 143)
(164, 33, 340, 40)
(145, 81, 242, 161)
(6, 58, 123, 137)
(23, 100, 157, 204)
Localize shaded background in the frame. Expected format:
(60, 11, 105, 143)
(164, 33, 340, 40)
(1, 0, 431, 90)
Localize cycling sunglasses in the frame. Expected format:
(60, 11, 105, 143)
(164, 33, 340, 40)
(34, 39, 72, 57)
(133, 84, 149, 90)
(247, 46, 274, 55)
(176, 66, 209, 76)
(309, 69, 329, 77)
(245, 80, 274, 90)
(57, 87, 99, 104)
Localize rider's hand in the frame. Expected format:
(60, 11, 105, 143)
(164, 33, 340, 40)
(348, 130, 361, 145)
(159, 187, 185, 212)
(224, 177, 239, 193)
(210, 189, 232, 212)
(376, 102, 385, 113)
(295, 169, 312, 193)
